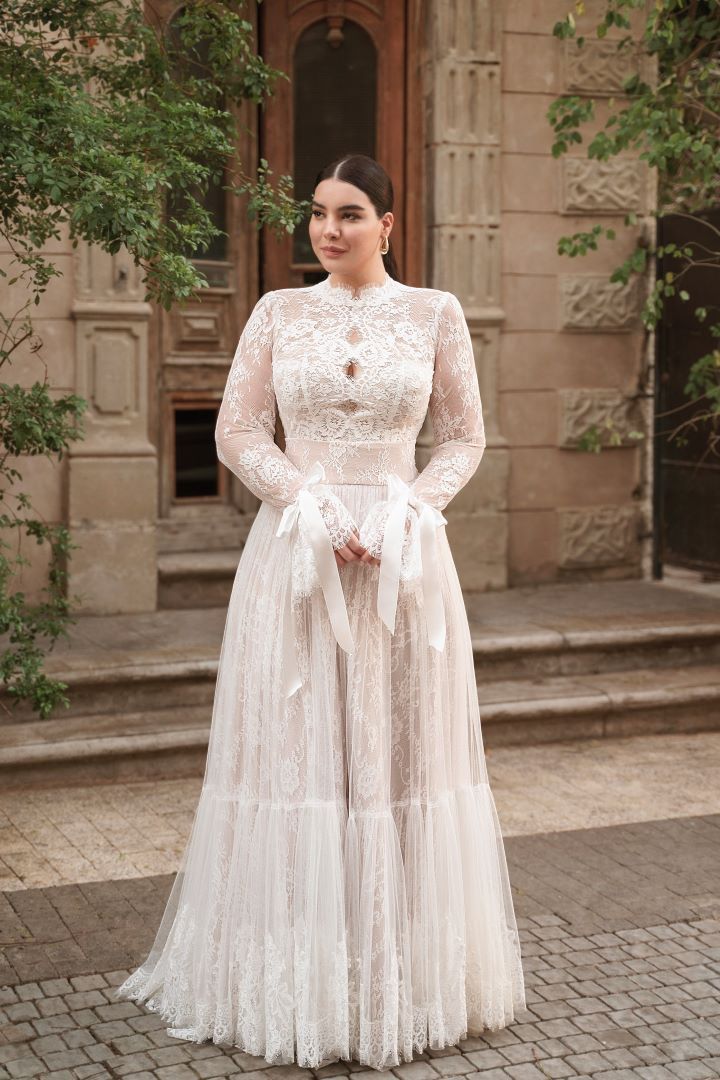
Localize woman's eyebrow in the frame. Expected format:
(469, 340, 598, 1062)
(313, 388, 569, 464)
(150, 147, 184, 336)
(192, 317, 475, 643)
(311, 201, 366, 211)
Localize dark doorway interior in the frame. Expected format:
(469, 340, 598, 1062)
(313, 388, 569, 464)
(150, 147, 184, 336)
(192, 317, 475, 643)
(655, 211, 720, 577)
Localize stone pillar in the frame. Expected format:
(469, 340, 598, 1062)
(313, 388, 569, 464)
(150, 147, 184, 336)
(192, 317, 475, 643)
(68, 244, 157, 613)
(422, 0, 508, 590)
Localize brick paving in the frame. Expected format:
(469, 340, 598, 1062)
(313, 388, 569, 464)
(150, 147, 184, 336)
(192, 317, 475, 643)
(1, 814, 719, 1078)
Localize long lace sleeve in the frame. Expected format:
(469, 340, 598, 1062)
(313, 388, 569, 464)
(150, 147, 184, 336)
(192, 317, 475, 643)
(215, 292, 358, 548)
(359, 291, 485, 561)
(410, 290, 486, 509)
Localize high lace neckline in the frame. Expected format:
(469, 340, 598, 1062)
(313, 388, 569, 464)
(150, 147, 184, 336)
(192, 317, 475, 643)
(316, 271, 397, 302)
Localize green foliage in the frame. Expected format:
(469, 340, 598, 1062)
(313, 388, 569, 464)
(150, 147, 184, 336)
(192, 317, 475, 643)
(0, 0, 306, 309)
(549, 1, 720, 453)
(0, 0, 305, 718)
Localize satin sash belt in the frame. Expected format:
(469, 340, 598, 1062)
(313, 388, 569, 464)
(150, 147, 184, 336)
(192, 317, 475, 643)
(275, 464, 447, 700)
(275, 461, 354, 699)
(377, 472, 448, 652)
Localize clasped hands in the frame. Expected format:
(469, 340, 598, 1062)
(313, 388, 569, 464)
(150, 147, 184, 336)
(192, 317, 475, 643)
(333, 502, 416, 570)
(334, 529, 379, 569)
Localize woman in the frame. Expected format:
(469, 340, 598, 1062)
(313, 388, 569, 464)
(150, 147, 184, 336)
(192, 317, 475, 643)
(115, 153, 526, 1071)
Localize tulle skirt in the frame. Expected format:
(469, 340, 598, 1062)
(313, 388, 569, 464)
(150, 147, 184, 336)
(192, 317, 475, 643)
(114, 482, 526, 1071)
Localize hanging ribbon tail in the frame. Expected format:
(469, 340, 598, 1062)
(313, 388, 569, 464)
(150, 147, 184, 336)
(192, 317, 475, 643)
(297, 489, 355, 654)
(417, 501, 448, 651)
(377, 473, 410, 635)
(276, 501, 303, 699)
(274, 459, 355, 698)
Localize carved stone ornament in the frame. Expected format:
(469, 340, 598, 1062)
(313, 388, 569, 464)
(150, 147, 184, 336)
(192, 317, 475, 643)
(559, 389, 643, 448)
(562, 158, 645, 214)
(563, 39, 640, 95)
(560, 505, 638, 567)
(560, 274, 642, 331)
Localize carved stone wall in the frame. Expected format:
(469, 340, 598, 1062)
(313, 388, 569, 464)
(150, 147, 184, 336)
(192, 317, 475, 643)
(559, 275, 643, 331)
(501, 3, 650, 585)
(69, 244, 157, 613)
(424, 0, 507, 591)
(559, 389, 642, 449)
(560, 505, 639, 568)
(561, 158, 647, 215)
(563, 38, 643, 94)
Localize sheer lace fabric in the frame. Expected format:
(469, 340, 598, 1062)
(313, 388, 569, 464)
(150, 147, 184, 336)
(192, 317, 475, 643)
(115, 272, 525, 1071)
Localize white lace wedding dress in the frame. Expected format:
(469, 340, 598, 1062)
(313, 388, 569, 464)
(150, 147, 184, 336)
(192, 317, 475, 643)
(115, 270, 526, 1071)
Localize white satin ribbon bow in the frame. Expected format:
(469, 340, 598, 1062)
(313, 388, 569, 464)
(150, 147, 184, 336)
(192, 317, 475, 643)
(275, 461, 355, 699)
(376, 472, 448, 651)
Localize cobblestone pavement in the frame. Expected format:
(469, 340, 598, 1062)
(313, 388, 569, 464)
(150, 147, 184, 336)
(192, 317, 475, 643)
(1, 738, 719, 1078)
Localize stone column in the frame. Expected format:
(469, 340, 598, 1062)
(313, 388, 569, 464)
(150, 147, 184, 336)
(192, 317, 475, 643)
(422, 0, 508, 590)
(68, 244, 157, 613)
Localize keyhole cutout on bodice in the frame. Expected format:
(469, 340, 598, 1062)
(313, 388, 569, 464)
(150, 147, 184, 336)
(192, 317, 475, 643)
(345, 327, 362, 380)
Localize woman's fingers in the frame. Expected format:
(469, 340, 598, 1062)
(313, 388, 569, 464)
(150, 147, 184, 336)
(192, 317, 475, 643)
(335, 531, 381, 567)
(334, 529, 379, 565)
(345, 533, 367, 557)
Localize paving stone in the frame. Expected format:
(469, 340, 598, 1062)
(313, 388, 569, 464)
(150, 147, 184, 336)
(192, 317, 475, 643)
(464, 1048, 508, 1071)
(504, 1065, 547, 1080)
(666, 1061, 716, 1079)
(423, 1057, 475, 1077)
(535, 1062, 577, 1078)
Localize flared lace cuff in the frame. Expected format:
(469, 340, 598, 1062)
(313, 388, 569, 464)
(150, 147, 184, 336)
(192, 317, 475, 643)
(312, 490, 358, 551)
(359, 474, 448, 652)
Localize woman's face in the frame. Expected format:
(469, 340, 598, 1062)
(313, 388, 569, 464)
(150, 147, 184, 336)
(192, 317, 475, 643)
(309, 177, 393, 277)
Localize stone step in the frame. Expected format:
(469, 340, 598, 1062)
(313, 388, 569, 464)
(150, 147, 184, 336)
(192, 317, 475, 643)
(4, 608, 719, 726)
(1, 663, 719, 789)
(157, 550, 238, 609)
(472, 620, 720, 681)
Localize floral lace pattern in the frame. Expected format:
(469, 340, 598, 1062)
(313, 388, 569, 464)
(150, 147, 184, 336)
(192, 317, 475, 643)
(115, 274, 525, 1072)
(214, 272, 486, 554)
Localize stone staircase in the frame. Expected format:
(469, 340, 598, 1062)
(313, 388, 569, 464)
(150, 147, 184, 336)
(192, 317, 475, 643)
(1, 581, 719, 789)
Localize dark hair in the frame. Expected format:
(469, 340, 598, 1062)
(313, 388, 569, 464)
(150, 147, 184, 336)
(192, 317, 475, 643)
(313, 153, 402, 282)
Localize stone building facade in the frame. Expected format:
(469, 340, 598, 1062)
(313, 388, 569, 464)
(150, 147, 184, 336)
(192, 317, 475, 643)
(6, 0, 653, 616)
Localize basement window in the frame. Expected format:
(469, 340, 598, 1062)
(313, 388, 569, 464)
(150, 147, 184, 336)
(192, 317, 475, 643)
(173, 403, 223, 500)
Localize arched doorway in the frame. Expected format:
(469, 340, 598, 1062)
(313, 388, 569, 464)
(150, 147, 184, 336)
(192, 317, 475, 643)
(259, 1, 424, 291)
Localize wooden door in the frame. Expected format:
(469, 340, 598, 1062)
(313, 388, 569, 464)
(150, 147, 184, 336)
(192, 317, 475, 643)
(259, 0, 424, 291)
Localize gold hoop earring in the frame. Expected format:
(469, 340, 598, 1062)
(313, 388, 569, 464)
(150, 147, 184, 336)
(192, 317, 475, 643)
(380, 235, 389, 255)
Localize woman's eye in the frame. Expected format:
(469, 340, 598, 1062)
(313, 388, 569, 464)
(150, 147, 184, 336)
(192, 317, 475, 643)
(310, 210, 360, 220)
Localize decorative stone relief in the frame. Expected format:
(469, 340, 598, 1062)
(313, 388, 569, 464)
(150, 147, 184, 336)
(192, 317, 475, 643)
(431, 59, 500, 145)
(563, 39, 640, 95)
(431, 0, 499, 61)
(93, 331, 137, 415)
(433, 226, 501, 309)
(562, 158, 645, 214)
(433, 145, 499, 226)
(560, 505, 639, 567)
(559, 389, 643, 448)
(560, 274, 642, 330)
(75, 320, 151, 451)
(426, 0, 506, 589)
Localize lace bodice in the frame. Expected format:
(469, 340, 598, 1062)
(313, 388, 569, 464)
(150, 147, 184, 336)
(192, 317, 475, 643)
(215, 272, 486, 517)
